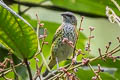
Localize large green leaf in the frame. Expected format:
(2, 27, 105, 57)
(76, 68, 116, 80)
(90, 59, 120, 69)
(114, 69, 120, 80)
(12, 55, 28, 80)
(51, 0, 120, 17)
(0, 1, 38, 59)
(0, 45, 28, 79)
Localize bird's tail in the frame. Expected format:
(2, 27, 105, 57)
(42, 59, 56, 77)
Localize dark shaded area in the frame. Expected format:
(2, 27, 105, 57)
(0, 45, 9, 62)
(5, 0, 107, 18)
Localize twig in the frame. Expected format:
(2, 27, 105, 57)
(18, 0, 21, 15)
(77, 16, 84, 39)
(24, 58, 32, 80)
(0, 63, 22, 77)
(88, 64, 102, 80)
(0, 58, 9, 70)
(46, 42, 120, 79)
(105, 42, 111, 53)
(20, 7, 31, 15)
(1, 74, 12, 80)
(9, 53, 19, 80)
(75, 16, 84, 49)
(110, 48, 120, 55)
(40, 28, 47, 52)
(33, 60, 43, 80)
(85, 26, 94, 54)
(18, 0, 48, 15)
(106, 6, 120, 25)
(108, 44, 120, 54)
(72, 16, 84, 58)
(44, 46, 120, 79)
(98, 48, 105, 60)
(35, 14, 50, 71)
(47, 73, 62, 80)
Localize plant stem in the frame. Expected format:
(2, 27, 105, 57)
(88, 63, 102, 80)
(24, 58, 32, 80)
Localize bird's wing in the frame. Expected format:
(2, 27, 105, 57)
(52, 26, 62, 43)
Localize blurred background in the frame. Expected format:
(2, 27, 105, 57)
(1, 0, 120, 80)
(4, 0, 120, 56)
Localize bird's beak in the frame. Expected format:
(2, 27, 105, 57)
(61, 13, 66, 17)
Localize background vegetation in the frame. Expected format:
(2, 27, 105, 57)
(0, 0, 120, 80)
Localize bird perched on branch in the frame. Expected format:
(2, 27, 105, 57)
(43, 12, 78, 77)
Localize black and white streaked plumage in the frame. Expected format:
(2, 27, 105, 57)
(43, 12, 78, 77)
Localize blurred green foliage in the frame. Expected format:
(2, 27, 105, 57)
(20, 0, 44, 3)
(76, 68, 116, 80)
(0, 0, 120, 80)
(0, 2, 38, 59)
(51, 0, 120, 17)
(9, 0, 120, 17)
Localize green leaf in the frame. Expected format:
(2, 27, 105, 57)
(114, 69, 120, 80)
(16, 65, 28, 80)
(76, 32, 87, 50)
(90, 59, 120, 69)
(76, 68, 94, 80)
(0, 71, 14, 80)
(0, 46, 28, 79)
(0, 44, 9, 61)
(0, 1, 38, 59)
(12, 55, 28, 80)
(51, 0, 120, 17)
(22, 15, 37, 28)
(76, 68, 116, 80)
(100, 72, 116, 80)
(17, 0, 44, 3)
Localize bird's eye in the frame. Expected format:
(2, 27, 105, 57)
(67, 14, 72, 17)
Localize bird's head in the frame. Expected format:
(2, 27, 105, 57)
(61, 12, 77, 25)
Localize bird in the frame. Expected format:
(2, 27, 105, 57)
(43, 12, 78, 77)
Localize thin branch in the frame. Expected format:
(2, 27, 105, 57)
(20, 7, 31, 15)
(33, 62, 43, 80)
(18, 0, 21, 15)
(105, 42, 111, 53)
(75, 16, 84, 49)
(35, 14, 50, 71)
(1, 74, 12, 80)
(9, 53, 19, 80)
(72, 16, 84, 58)
(88, 64, 102, 80)
(18, 0, 48, 15)
(85, 26, 95, 54)
(0, 63, 22, 77)
(111, 48, 120, 55)
(24, 58, 32, 80)
(44, 45, 120, 79)
(77, 16, 84, 39)
(108, 44, 120, 54)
